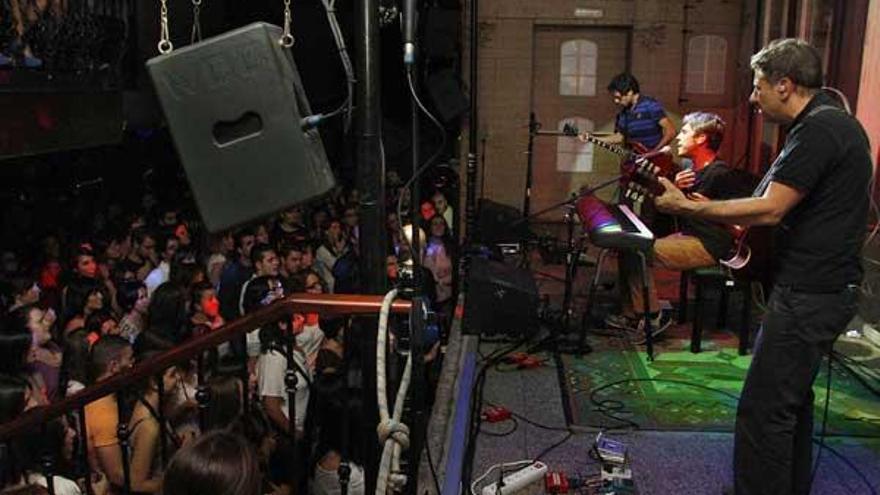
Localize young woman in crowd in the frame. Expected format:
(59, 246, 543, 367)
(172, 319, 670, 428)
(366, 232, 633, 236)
(126, 351, 183, 493)
(162, 431, 261, 495)
(116, 280, 149, 344)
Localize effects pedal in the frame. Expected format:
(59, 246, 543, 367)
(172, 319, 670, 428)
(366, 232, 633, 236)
(595, 433, 627, 465)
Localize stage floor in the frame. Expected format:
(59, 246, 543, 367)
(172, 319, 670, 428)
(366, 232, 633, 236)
(461, 252, 880, 494)
(469, 338, 880, 495)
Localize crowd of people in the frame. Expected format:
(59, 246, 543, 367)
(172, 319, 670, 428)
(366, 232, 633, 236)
(0, 174, 458, 494)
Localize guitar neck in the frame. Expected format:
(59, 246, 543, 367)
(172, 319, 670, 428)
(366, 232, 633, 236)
(581, 135, 634, 159)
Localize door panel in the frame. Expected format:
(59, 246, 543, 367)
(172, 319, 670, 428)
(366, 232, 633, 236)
(530, 27, 630, 221)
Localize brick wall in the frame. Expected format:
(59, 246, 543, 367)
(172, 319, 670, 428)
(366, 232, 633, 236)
(461, 0, 751, 227)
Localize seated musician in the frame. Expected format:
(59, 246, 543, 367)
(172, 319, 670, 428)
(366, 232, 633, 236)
(608, 112, 754, 338)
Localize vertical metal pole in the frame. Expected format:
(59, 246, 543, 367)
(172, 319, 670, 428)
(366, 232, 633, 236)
(461, 0, 480, 332)
(196, 353, 210, 431)
(284, 340, 299, 486)
(355, 0, 387, 295)
(40, 424, 56, 495)
(523, 112, 538, 218)
(464, 0, 480, 246)
(156, 376, 168, 466)
(78, 407, 94, 495)
(117, 394, 132, 494)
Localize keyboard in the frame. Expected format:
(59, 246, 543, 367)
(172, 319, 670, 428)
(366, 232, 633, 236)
(575, 195, 654, 252)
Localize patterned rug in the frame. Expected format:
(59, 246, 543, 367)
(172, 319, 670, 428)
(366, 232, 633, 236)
(558, 329, 880, 436)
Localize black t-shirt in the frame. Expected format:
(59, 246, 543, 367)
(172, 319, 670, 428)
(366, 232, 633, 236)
(680, 159, 756, 259)
(753, 93, 872, 291)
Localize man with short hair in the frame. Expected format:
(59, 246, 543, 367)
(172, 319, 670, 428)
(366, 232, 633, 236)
(120, 228, 158, 282)
(609, 112, 753, 337)
(279, 243, 305, 282)
(602, 73, 676, 152)
(655, 38, 872, 494)
(84, 336, 134, 490)
(144, 233, 179, 297)
(218, 228, 256, 323)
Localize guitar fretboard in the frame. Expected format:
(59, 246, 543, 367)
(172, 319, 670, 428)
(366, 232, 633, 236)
(562, 123, 635, 160)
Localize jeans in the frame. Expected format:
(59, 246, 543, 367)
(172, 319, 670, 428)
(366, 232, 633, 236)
(734, 285, 859, 494)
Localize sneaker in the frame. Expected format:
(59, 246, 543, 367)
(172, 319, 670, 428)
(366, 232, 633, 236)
(604, 313, 638, 331)
(632, 310, 673, 344)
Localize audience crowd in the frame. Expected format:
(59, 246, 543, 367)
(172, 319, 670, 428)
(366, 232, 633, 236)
(0, 173, 457, 495)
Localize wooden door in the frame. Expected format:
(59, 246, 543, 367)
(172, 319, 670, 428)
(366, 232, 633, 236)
(530, 26, 630, 222)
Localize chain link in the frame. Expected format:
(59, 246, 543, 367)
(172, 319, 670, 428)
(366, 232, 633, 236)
(191, 0, 203, 44)
(158, 0, 173, 54)
(279, 0, 294, 48)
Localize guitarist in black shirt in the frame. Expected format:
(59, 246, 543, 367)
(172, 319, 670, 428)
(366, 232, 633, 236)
(609, 112, 753, 337)
(654, 39, 872, 495)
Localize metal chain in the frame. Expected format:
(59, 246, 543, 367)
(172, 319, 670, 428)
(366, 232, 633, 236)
(279, 0, 294, 47)
(191, 0, 203, 44)
(158, 0, 173, 54)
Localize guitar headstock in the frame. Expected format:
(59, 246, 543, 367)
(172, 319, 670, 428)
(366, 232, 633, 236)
(621, 155, 675, 202)
(562, 123, 580, 137)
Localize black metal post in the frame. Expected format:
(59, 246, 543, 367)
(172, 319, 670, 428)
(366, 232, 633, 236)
(464, 0, 479, 246)
(117, 394, 132, 494)
(78, 406, 94, 495)
(40, 424, 56, 495)
(523, 112, 538, 218)
(284, 340, 299, 486)
(355, 0, 387, 295)
(156, 375, 168, 466)
(196, 353, 210, 432)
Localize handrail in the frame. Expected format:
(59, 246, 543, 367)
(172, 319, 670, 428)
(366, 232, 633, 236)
(0, 293, 411, 441)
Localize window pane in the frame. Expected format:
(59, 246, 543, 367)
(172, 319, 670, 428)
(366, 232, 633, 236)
(560, 75, 576, 95)
(557, 118, 594, 172)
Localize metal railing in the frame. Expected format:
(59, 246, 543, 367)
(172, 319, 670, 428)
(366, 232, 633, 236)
(0, 293, 411, 495)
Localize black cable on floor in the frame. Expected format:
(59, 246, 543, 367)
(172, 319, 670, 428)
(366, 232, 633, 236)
(424, 440, 442, 495)
(587, 376, 878, 494)
(534, 431, 575, 463)
(480, 417, 519, 437)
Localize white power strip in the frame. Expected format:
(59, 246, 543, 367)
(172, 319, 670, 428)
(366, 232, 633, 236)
(481, 462, 548, 495)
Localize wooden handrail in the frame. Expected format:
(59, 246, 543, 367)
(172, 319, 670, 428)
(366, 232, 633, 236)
(0, 293, 411, 441)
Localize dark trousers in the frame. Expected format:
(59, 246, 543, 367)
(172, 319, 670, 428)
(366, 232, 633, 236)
(734, 285, 859, 495)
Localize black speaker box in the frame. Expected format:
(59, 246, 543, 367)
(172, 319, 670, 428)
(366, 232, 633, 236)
(147, 22, 335, 233)
(476, 199, 531, 244)
(464, 257, 538, 337)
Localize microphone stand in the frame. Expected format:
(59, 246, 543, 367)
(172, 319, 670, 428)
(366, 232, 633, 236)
(510, 176, 621, 355)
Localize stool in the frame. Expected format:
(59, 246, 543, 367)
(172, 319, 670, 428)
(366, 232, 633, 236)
(678, 266, 752, 355)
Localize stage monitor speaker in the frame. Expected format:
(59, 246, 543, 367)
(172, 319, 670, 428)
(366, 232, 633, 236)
(476, 199, 531, 244)
(464, 257, 538, 338)
(147, 22, 335, 233)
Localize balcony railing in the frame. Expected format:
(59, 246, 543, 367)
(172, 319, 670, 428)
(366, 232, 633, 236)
(0, 293, 412, 495)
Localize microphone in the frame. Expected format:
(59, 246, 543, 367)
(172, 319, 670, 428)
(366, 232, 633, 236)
(402, 0, 417, 65)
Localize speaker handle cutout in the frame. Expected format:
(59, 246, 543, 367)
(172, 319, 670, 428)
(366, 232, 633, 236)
(213, 111, 263, 147)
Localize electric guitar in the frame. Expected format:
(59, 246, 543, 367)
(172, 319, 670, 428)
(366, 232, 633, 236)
(560, 123, 678, 200)
(560, 123, 752, 270)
